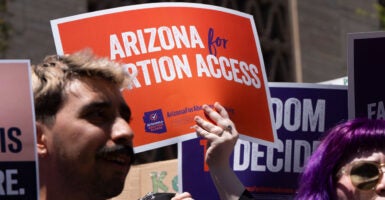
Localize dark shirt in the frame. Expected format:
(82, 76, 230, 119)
(239, 189, 254, 200)
(139, 189, 254, 200)
(139, 192, 176, 200)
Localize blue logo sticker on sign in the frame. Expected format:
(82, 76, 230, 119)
(143, 109, 167, 134)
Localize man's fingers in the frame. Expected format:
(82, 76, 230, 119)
(171, 192, 194, 200)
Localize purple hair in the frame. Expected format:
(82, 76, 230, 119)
(295, 118, 385, 200)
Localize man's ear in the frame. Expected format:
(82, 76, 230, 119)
(36, 122, 48, 158)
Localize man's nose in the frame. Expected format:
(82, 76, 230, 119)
(111, 117, 134, 144)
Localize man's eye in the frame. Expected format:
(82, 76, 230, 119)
(86, 110, 112, 123)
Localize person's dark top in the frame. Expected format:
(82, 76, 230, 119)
(139, 189, 254, 200)
(239, 189, 254, 200)
(139, 192, 176, 200)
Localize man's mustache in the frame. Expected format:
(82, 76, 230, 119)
(96, 144, 135, 164)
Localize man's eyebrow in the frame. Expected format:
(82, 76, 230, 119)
(79, 101, 111, 114)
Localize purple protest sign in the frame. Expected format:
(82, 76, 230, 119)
(348, 31, 385, 119)
(179, 83, 347, 200)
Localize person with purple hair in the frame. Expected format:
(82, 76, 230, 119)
(296, 118, 385, 199)
(193, 111, 385, 199)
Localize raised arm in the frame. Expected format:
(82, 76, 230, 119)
(192, 102, 251, 200)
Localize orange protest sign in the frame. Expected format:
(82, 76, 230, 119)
(51, 3, 277, 152)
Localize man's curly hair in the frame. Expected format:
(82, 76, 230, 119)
(32, 49, 132, 125)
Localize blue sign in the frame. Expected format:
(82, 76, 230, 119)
(180, 83, 348, 200)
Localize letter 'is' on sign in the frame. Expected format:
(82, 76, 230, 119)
(0, 60, 39, 200)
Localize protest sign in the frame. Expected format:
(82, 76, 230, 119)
(51, 3, 276, 152)
(112, 159, 178, 200)
(180, 83, 348, 200)
(319, 76, 348, 85)
(347, 31, 385, 119)
(0, 61, 38, 200)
